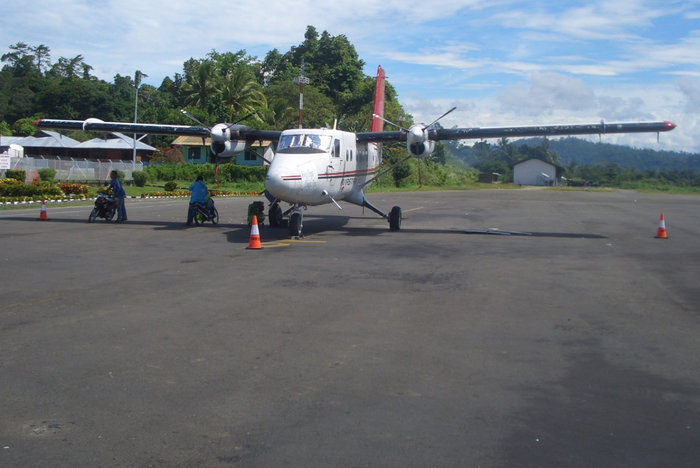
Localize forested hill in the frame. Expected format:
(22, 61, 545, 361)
(449, 137, 700, 173)
(517, 137, 700, 172)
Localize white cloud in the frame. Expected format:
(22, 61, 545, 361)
(496, 73, 597, 116)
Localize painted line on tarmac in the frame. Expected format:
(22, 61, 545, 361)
(259, 242, 291, 248)
(243, 237, 327, 249)
(286, 238, 326, 244)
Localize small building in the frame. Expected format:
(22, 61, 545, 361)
(1, 130, 80, 158)
(1, 130, 155, 162)
(513, 158, 564, 186)
(171, 136, 275, 166)
(75, 132, 156, 162)
(478, 172, 501, 183)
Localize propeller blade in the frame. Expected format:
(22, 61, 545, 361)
(180, 109, 206, 127)
(232, 112, 257, 125)
(372, 114, 406, 131)
(427, 106, 456, 129)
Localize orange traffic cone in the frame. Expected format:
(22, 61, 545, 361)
(38, 199, 48, 220)
(655, 213, 668, 239)
(247, 215, 262, 249)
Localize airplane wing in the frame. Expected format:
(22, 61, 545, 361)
(355, 120, 676, 142)
(36, 117, 675, 161)
(34, 118, 283, 142)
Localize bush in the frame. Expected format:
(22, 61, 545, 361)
(217, 164, 266, 183)
(132, 171, 148, 187)
(60, 182, 90, 196)
(38, 168, 56, 182)
(0, 178, 23, 195)
(5, 169, 25, 181)
(163, 181, 178, 192)
(0, 178, 63, 197)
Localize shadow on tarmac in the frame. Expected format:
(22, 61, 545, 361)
(2, 214, 607, 240)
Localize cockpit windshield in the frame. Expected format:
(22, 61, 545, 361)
(278, 133, 333, 152)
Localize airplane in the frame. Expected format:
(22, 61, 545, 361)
(36, 66, 676, 238)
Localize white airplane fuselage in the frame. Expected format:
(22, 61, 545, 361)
(265, 128, 381, 207)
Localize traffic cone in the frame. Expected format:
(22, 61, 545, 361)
(655, 213, 668, 239)
(38, 199, 48, 220)
(247, 215, 262, 249)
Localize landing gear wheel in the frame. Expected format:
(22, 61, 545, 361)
(211, 207, 219, 225)
(269, 203, 283, 227)
(289, 212, 303, 238)
(88, 208, 98, 222)
(389, 206, 402, 231)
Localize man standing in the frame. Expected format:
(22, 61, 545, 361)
(187, 175, 208, 225)
(109, 170, 127, 223)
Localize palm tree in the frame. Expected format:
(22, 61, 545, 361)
(217, 66, 267, 123)
(182, 61, 217, 108)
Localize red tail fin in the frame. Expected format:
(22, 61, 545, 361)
(371, 66, 386, 132)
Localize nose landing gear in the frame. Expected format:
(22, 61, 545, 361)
(289, 210, 303, 238)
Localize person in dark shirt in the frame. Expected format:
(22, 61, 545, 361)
(187, 175, 208, 225)
(108, 170, 127, 223)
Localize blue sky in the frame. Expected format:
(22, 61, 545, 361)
(3, 0, 699, 152)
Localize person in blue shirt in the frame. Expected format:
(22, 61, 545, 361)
(187, 175, 208, 225)
(108, 170, 127, 222)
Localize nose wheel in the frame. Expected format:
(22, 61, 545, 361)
(289, 211, 303, 238)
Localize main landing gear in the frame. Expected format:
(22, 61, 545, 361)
(388, 206, 402, 231)
(268, 201, 304, 238)
(265, 198, 401, 239)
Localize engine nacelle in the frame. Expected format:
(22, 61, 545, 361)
(406, 124, 436, 158)
(210, 123, 247, 157)
(211, 139, 247, 157)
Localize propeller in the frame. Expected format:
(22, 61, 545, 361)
(180, 109, 206, 127)
(373, 106, 457, 132)
(426, 106, 456, 130)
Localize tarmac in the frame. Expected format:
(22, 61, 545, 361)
(1, 189, 699, 467)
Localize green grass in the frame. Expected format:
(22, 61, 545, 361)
(125, 181, 265, 197)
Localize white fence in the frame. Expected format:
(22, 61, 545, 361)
(0, 155, 143, 182)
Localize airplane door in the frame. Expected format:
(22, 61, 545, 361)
(327, 138, 342, 188)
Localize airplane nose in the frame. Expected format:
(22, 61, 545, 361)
(265, 166, 284, 196)
(265, 161, 295, 200)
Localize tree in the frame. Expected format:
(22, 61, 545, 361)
(0, 120, 13, 135)
(182, 60, 217, 109)
(1, 42, 38, 75)
(216, 66, 267, 123)
(313, 31, 364, 102)
(49, 55, 89, 79)
(259, 48, 292, 86)
(33, 44, 51, 74)
(263, 81, 334, 129)
(13, 117, 40, 135)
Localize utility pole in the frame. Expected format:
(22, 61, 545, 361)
(293, 60, 310, 129)
(133, 70, 147, 171)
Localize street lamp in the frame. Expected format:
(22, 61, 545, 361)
(133, 70, 147, 171)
